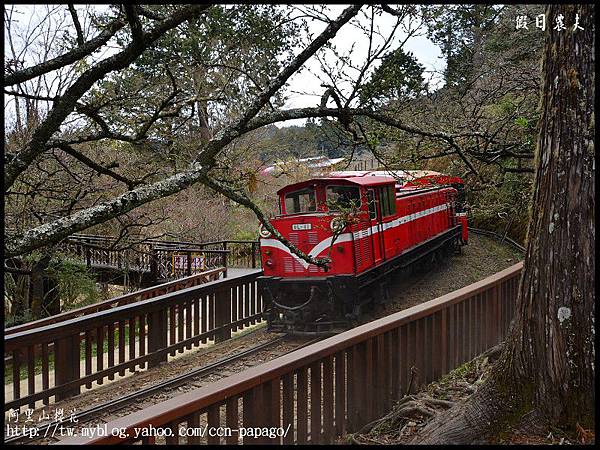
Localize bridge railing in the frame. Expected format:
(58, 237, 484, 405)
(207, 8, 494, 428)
(152, 247, 229, 281)
(59, 236, 261, 280)
(60, 240, 231, 279)
(63, 262, 523, 445)
(4, 269, 264, 411)
(192, 240, 261, 269)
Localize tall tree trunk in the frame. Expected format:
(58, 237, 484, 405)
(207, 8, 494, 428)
(502, 2, 595, 426)
(414, 4, 594, 443)
(29, 255, 49, 320)
(43, 275, 61, 316)
(197, 100, 213, 142)
(193, 65, 214, 142)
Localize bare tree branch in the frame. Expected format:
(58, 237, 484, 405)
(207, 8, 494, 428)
(4, 18, 126, 86)
(4, 5, 213, 192)
(5, 5, 363, 259)
(67, 4, 85, 46)
(4, 89, 58, 102)
(54, 142, 138, 189)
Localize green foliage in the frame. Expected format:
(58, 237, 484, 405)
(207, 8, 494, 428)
(46, 256, 101, 311)
(422, 4, 503, 88)
(514, 116, 529, 128)
(88, 4, 302, 155)
(360, 47, 426, 105)
(493, 95, 518, 116)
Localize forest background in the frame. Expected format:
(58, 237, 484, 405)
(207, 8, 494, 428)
(4, 4, 543, 321)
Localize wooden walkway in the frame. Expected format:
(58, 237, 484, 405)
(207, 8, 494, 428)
(59, 234, 260, 287)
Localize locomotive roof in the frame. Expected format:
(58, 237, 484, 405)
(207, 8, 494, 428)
(277, 175, 396, 195)
(331, 170, 464, 185)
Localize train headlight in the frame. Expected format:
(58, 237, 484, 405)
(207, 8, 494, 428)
(330, 217, 346, 233)
(265, 259, 274, 267)
(259, 223, 272, 238)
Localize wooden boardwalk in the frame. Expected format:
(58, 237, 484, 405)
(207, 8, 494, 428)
(59, 234, 260, 287)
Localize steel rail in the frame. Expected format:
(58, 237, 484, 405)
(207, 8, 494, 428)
(468, 226, 526, 253)
(4, 334, 319, 445)
(58, 262, 523, 445)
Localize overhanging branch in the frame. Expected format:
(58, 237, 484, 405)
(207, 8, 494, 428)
(4, 18, 126, 86)
(199, 174, 330, 268)
(4, 5, 213, 192)
(5, 5, 362, 259)
(54, 142, 138, 189)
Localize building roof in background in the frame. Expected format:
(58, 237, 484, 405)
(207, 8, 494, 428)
(261, 156, 346, 174)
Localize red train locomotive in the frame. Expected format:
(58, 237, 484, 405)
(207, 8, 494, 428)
(257, 171, 468, 335)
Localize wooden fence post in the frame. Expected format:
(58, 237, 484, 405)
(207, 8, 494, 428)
(149, 248, 158, 284)
(214, 288, 231, 343)
(54, 334, 81, 400)
(147, 308, 168, 367)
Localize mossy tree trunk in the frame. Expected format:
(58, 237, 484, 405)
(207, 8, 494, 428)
(414, 4, 595, 443)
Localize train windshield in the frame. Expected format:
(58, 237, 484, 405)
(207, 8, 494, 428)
(284, 187, 316, 214)
(326, 185, 361, 211)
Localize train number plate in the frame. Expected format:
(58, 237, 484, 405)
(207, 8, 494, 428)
(292, 223, 312, 230)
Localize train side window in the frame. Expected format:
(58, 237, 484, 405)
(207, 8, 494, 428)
(380, 187, 388, 216)
(366, 189, 377, 220)
(388, 186, 396, 215)
(326, 185, 361, 211)
(284, 188, 316, 214)
(379, 185, 396, 217)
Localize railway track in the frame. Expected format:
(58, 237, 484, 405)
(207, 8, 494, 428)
(467, 227, 526, 253)
(6, 228, 520, 445)
(5, 334, 321, 445)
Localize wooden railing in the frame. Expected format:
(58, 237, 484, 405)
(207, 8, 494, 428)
(5, 268, 225, 336)
(62, 262, 523, 445)
(4, 270, 263, 411)
(59, 235, 261, 281)
(192, 240, 261, 269)
(60, 239, 229, 281)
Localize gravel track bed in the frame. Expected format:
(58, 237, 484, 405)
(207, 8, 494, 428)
(375, 233, 522, 318)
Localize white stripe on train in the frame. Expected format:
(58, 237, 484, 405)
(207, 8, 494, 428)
(261, 203, 449, 269)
